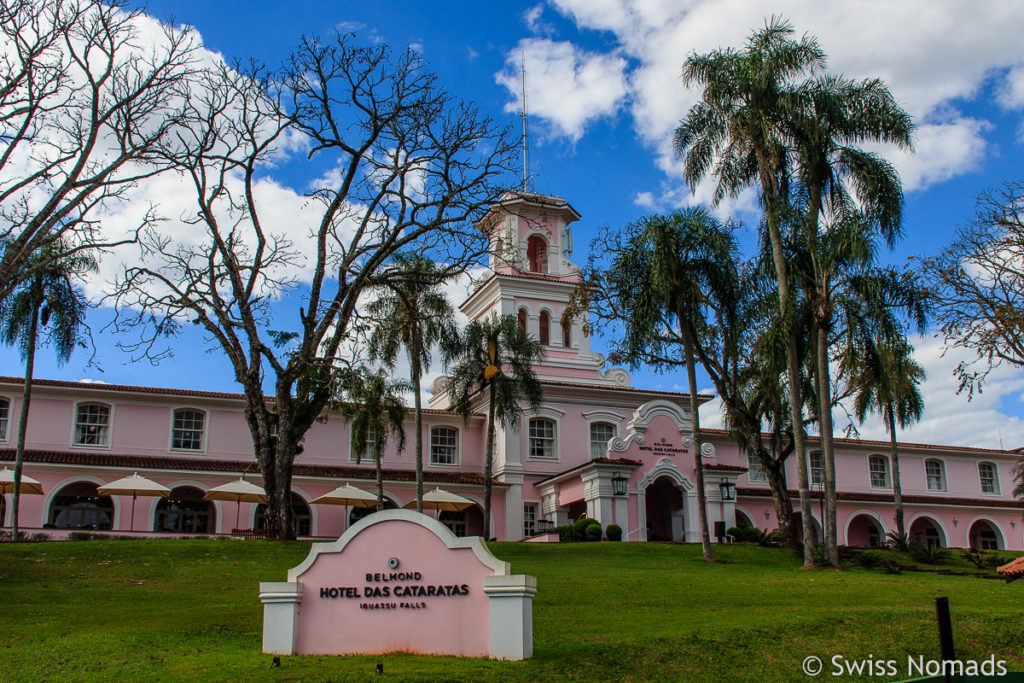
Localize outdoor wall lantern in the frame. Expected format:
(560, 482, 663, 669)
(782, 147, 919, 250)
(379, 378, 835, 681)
(764, 510, 771, 520)
(719, 478, 735, 501)
(611, 472, 628, 496)
(953, 517, 959, 527)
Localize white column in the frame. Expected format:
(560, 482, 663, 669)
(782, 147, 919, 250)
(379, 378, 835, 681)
(259, 582, 302, 655)
(484, 575, 537, 660)
(502, 471, 525, 540)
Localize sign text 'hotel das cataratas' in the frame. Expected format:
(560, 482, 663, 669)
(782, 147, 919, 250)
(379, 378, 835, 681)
(259, 509, 536, 660)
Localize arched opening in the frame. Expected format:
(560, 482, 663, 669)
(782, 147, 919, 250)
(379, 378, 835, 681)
(440, 504, 485, 538)
(734, 509, 754, 528)
(526, 235, 547, 273)
(909, 516, 945, 548)
(348, 495, 398, 528)
(846, 514, 883, 548)
(645, 476, 684, 542)
(561, 314, 571, 348)
(517, 307, 527, 333)
(255, 493, 312, 536)
(49, 481, 113, 530)
(538, 311, 550, 345)
(791, 512, 822, 545)
(154, 486, 215, 533)
(968, 519, 1003, 550)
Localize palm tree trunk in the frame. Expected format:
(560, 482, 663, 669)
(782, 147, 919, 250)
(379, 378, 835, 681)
(887, 405, 905, 538)
(12, 286, 40, 542)
(375, 441, 384, 511)
(483, 383, 496, 540)
(682, 331, 714, 560)
(412, 342, 424, 513)
(757, 164, 815, 569)
(815, 323, 839, 566)
(764, 457, 797, 546)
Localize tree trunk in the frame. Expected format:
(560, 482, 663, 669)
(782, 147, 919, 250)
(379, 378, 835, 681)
(763, 456, 797, 547)
(412, 339, 424, 513)
(11, 290, 40, 542)
(757, 159, 815, 568)
(815, 323, 839, 566)
(375, 439, 384, 511)
(483, 383, 496, 541)
(887, 405, 905, 538)
(683, 335, 714, 560)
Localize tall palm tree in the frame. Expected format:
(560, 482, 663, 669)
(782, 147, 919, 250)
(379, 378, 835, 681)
(0, 246, 93, 540)
(600, 208, 738, 560)
(675, 17, 823, 566)
(847, 335, 925, 539)
(366, 254, 457, 512)
(446, 315, 543, 538)
(338, 367, 410, 510)
(789, 72, 913, 566)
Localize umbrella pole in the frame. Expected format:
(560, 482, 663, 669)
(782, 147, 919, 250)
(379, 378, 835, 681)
(235, 498, 241, 531)
(130, 492, 137, 532)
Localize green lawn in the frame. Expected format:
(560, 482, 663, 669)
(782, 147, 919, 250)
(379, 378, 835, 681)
(0, 539, 1021, 682)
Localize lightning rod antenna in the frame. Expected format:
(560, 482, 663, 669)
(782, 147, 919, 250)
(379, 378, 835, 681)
(520, 51, 530, 192)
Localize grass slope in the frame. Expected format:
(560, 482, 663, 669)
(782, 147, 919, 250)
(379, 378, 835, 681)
(0, 540, 1020, 682)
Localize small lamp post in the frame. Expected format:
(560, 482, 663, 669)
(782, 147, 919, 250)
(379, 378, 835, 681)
(718, 477, 735, 501)
(611, 472, 628, 496)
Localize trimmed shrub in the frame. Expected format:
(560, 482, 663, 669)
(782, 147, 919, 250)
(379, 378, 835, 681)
(585, 523, 602, 541)
(553, 525, 575, 543)
(606, 524, 622, 541)
(573, 516, 597, 541)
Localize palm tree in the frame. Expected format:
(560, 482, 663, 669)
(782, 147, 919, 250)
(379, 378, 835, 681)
(599, 208, 738, 560)
(366, 254, 457, 512)
(847, 335, 925, 539)
(0, 246, 93, 540)
(674, 17, 823, 566)
(788, 72, 913, 566)
(338, 367, 410, 510)
(446, 315, 543, 538)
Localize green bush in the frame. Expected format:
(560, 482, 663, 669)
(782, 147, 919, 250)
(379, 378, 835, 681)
(727, 524, 767, 544)
(552, 525, 575, 542)
(606, 524, 622, 541)
(856, 551, 882, 569)
(585, 523, 602, 541)
(886, 531, 911, 552)
(909, 543, 951, 565)
(573, 516, 597, 541)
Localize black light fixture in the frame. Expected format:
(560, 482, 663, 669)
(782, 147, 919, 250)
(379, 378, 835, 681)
(719, 478, 735, 501)
(611, 471, 628, 496)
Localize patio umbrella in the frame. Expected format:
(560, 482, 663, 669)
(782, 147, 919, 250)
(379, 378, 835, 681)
(0, 467, 44, 496)
(202, 478, 267, 530)
(312, 483, 377, 530)
(403, 487, 475, 513)
(98, 472, 171, 531)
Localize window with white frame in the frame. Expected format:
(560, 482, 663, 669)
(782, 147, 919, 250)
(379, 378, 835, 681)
(589, 422, 615, 460)
(74, 403, 110, 446)
(979, 462, 999, 494)
(925, 459, 946, 491)
(430, 426, 458, 465)
(171, 409, 205, 450)
(523, 503, 538, 537)
(809, 452, 824, 487)
(868, 455, 890, 488)
(528, 418, 556, 459)
(351, 426, 379, 462)
(747, 452, 767, 482)
(0, 397, 8, 440)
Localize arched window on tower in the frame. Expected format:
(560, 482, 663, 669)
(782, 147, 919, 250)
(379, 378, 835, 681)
(518, 307, 527, 333)
(538, 311, 550, 345)
(561, 314, 571, 348)
(526, 235, 547, 273)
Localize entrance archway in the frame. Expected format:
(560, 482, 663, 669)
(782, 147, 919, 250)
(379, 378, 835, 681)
(968, 519, 1004, 550)
(791, 513, 822, 545)
(645, 476, 684, 542)
(846, 513, 884, 547)
(255, 492, 312, 536)
(909, 516, 946, 548)
(155, 486, 215, 533)
(49, 481, 113, 530)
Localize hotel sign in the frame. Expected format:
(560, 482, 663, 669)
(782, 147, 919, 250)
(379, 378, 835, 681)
(259, 509, 536, 660)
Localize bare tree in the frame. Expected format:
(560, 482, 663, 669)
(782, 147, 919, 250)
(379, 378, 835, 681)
(0, 0, 199, 300)
(921, 180, 1024, 396)
(110, 35, 516, 540)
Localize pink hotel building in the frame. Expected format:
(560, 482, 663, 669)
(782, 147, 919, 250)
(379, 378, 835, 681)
(1, 192, 1021, 550)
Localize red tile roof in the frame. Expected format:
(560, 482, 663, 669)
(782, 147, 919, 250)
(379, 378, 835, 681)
(704, 463, 749, 472)
(0, 449, 503, 487)
(998, 556, 1024, 578)
(702, 427, 1022, 457)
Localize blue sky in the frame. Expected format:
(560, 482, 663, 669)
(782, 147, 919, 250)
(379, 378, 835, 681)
(7, 1, 1024, 449)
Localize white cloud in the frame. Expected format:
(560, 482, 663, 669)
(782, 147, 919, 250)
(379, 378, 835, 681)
(506, 0, 1024, 208)
(495, 38, 628, 143)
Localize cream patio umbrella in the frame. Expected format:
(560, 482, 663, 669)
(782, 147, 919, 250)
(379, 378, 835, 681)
(0, 467, 44, 496)
(98, 472, 171, 531)
(202, 478, 268, 531)
(312, 483, 377, 530)
(403, 487, 475, 513)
